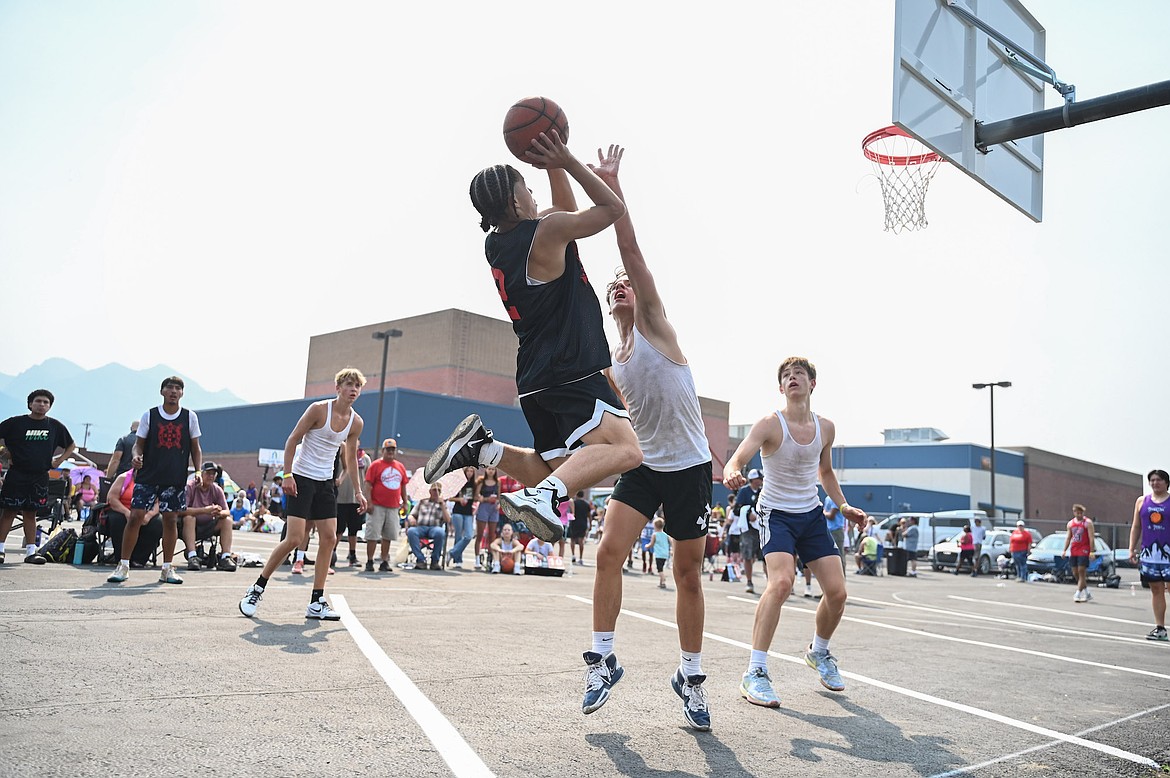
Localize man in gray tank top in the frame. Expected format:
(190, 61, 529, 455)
(577, 146, 713, 731)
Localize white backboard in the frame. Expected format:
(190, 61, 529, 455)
(893, 0, 1046, 221)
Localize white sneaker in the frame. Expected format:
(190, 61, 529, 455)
(239, 584, 264, 617)
(452, 560, 463, 570)
(500, 488, 564, 543)
(1073, 589, 1085, 603)
(1082, 590, 1092, 602)
(106, 563, 129, 583)
(491, 561, 500, 574)
(306, 597, 340, 621)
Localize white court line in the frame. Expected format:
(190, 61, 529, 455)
(331, 595, 495, 778)
(928, 702, 1170, 778)
(854, 594, 1156, 646)
(946, 595, 1151, 627)
(565, 595, 1158, 770)
(726, 596, 1170, 682)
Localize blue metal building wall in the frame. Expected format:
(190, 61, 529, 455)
(831, 445, 1024, 478)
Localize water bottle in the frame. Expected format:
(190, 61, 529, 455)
(1130, 582, 1137, 597)
(72, 539, 84, 565)
(35, 527, 43, 546)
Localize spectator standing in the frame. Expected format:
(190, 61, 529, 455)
(651, 517, 670, 589)
(1009, 520, 1031, 582)
(104, 421, 140, 479)
(362, 439, 407, 573)
(569, 491, 591, 565)
(902, 517, 920, 577)
(334, 447, 371, 567)
(736, 469, 764, 594)
(473, 466, 502, 570)
(107, 377, 200, 584)
(823, 496, 846, 573)
(971, 518, 987, 575)
(1063, 504, 1096, 603)
(448, 466, 478, 569)
(0, 389, 76, 564)
(1130, 469, 1169, 641)
(955, 525, 975, 576)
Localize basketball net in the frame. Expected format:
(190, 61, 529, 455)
(863, 126, 942, 233)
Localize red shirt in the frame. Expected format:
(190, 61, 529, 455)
(1009, 528, 1031, 553)
(365, 459, 408, 508)
(959, 532, 974, 551)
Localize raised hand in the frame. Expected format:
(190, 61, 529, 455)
(588, 145, 624, 185)
(524, 129, 573, 170)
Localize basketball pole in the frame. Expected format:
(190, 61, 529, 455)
(976, 80, 1170, 150)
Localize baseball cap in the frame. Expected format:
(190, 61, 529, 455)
(201, 461, 219, 472)
(747, 468, 763, 480)
(1016, 520, 1026, 527)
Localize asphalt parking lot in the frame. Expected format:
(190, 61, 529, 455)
(2, 528, 1167, 778)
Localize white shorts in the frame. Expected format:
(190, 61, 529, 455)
(364, 505, 400, 541)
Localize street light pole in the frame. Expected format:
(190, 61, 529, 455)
(372, 328, 403, 448)
(972, 381, 1012, 520)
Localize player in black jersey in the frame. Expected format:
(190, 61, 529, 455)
(426, 130, 642, 543)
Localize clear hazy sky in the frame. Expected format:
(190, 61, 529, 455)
(2, 1, 1166, 481)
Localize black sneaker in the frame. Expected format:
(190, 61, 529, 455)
(429, 561, 441, 571)
(187, 556, 202, 571)
(378, 560, 391, 573)
(424, 414, 493, 483)
(1147, 626, 1169, 642)
(24, 553, 46, 565)
(365, 560, 375, 572)
(347, 554, 359, 567)
(217, 555, 237, 572)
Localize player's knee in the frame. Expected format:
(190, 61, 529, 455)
(766, 576, 794, 602)
(621, 445, 644, 472)
(822, 585, 847, 610)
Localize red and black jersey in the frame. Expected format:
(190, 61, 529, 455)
(485, 219, 611, 395)
(138, 407, 192, 487)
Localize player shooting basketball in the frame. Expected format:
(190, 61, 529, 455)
(426, 128, 642, 545)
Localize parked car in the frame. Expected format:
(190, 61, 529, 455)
(875, 511, 993, 559)
(930, 527, 1042, 574)
(1112, 548, 1135, 568)
(1026, 532, 1117, 582)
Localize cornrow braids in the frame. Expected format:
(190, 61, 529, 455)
(469, 164, 521, 233)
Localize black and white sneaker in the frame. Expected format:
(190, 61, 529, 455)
(424, 414, 493, 484)
(671, 668, 712, 731)
(582, 651, 624, 714)
(501, 488, 564, 543)
(306, 597, 340, 621)
(239, 584, 264, 617)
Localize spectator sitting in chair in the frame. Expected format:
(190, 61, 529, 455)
(105, 469, 163, 569)
(230, 495, 252, 530)
(407, 482, 450, 571)
(181, 462, 236, 571)
(855, 535, 879, 575)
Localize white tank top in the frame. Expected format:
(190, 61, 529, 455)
(292, 400, 354, 480)
(757, 412, 822, 513)
(610, 326, 709, 472)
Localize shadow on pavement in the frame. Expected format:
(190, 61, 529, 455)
(239, 619, 339, 655)
(779, 694, 962, 776)
(586, 731, 757, 778)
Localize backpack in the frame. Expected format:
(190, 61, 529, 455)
(37, 528, 79, 563)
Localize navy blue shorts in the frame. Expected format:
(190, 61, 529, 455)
(760, 505, 839, 564)
(1068, 555, 1089, 568)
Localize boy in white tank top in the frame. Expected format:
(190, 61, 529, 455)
(724, 357, 867, 708)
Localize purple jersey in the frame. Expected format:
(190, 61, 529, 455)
(1137, 494, 1170, 581)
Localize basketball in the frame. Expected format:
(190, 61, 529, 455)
(503, 96, 569, 161)
(500, 555, 515, 574)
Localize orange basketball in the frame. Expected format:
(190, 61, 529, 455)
(500, 555, 516, 574)
(503, 96, 569, 161)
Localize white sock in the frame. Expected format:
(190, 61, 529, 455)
(26, 544, 37, 555)
(119, 559, 130, 567)
(162, 562, 171, 571)
(680, 651, 702, 677)
(480, 440, 504, 467)
(812, 634, 830, 653)
(536, 475, 568, 503)
(591, 631, 615, 656)
(295, 550, 306, 562)
(187, 550, 198, 559)
(748, 649, 768, 673)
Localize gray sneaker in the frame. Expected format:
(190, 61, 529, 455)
(804, 645, 845, 691)
(739, 667, 780, 707)
(501, 488, 564, 543)
(106, 563, 129, 583)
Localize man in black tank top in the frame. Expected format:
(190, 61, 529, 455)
(426, 131, 642, 549)
(108, 376, 203, 586)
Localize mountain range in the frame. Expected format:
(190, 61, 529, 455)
(0, 359, 245, 453)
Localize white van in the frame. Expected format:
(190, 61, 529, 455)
(875, 510, 991, 558)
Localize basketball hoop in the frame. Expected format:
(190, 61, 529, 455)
(862, 126, 942, 233)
